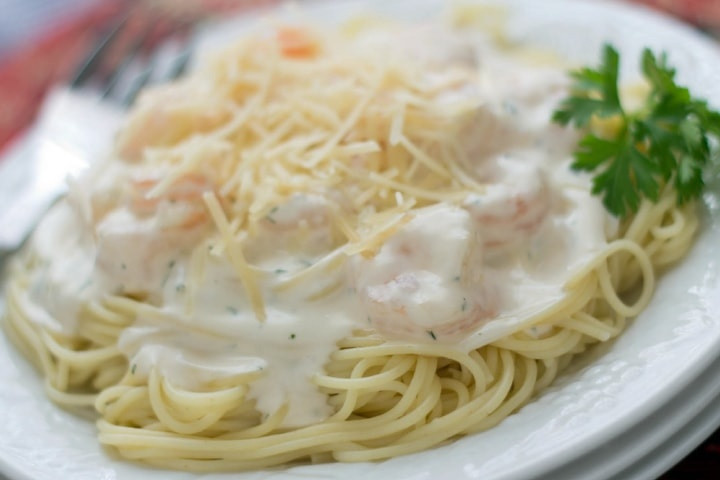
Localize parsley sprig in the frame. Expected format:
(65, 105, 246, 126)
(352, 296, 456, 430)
(553, 44, 720, 217)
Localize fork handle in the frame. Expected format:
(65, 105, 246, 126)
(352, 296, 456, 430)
(0, 88, 123, 253)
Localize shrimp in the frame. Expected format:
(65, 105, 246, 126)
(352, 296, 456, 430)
(356, 25, 478, 71)
(244, 193, 338, 263)
(464, 156, 551, 251)
(129, 173, 212, 230)
(458, 108, 530, 162)
(93, 174, 215, 297)
(261, 193, 330, 231)
(276, 26, 320, 59)
(456, 61, 577, 163)
(115, 82, 231, 162)
(350, 204, 497, 342)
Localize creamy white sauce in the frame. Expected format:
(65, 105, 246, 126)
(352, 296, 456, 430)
(23, 201, 96, 333)
(118, 261, 360, 427)
(20, 26, 615, 427)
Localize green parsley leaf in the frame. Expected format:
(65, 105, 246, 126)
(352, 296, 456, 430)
(553, 43, 720, 217)
(553, 44, 624, 128)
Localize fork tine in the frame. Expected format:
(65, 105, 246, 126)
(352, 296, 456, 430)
(163, 20, 195, 80)
(101, 23, 155, 100)
(166, 47, 192, 80)
(69, 14, 130, 89)
(119, 42, 192, 107)
(71, 8, 197, 108)
(120, 66, 154, 107)
(119, 20, 196, 107)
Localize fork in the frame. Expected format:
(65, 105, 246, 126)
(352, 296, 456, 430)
(0, 9, 195, 265)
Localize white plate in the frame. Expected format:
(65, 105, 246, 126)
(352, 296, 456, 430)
(535, 334, 720, 480)
(2, 1, 720, 479)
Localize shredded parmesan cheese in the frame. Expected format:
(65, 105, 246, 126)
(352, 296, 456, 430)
(115, 25, 491, 294)
(202, 192, 266, 321)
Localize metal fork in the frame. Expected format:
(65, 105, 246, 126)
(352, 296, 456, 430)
(0, 9, 195, 264)
(70, 11, 194, 106)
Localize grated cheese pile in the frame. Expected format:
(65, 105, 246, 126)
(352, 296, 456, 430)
(113, 24, 489, 320)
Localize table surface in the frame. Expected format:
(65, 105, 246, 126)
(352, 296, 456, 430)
(0, 0, 719, 479)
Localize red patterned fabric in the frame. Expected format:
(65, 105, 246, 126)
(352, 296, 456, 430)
(0, 0, 278, 153)
(633, 0, 720, 27)
(0, 0, 125, 150)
